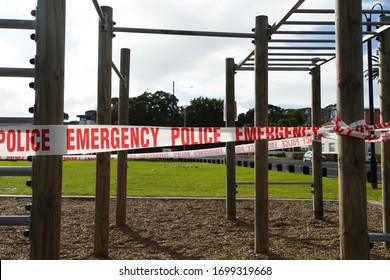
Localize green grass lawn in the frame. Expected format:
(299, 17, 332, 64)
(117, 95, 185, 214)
(0, 159, 383, 201)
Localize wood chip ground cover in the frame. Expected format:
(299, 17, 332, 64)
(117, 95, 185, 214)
(0, 197, 389, 260)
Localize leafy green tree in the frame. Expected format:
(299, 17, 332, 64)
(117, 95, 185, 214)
(364, 51, 379, 82)
(183, 97, 224, 127)
(111, 91, 181, 126)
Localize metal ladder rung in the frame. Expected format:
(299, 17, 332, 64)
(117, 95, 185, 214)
(0, 166, 32, 176)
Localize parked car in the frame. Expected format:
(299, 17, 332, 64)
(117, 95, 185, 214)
(302, 151, 326, 162)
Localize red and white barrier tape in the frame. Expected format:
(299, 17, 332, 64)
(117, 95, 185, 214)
(0, 118, 389, 158)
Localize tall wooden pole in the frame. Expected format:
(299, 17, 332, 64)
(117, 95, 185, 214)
(379, 16, 390, 250)
(116, 48, 130, 226)
(30, 0, 65, 260)
(94, 6, 113, 258)
(311, 64, 323, 220)
(225, 57, 236, 220)
(335, 0, 369, 259)
(254, 15, 269, 254)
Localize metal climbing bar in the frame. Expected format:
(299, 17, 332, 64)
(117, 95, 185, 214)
(0, 216, 30, 226)
(0, 67, 35, 78)
(270, 0, 306, 35)
(92, 0, 106, 24)
(237, 181, 313, 185)
(112, 62, 125, 82)
(0, 19, 35, 29)
(0, 166, 32, 176)
(113, 26, 254, 38)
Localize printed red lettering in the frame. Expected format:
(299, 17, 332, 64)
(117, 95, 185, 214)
(140, 127, 150, 148)
(76, 128, 90, 150)
(150, 128, 159, 147)
(121, 128, 130, 149)
(91, 128, 99, 149)
(111, 128, 120, 149)
(67, 128, 75, 150)
(100, 128, 109, 149)
(41, 129, 50, 151)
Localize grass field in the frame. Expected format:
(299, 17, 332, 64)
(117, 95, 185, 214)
(0, 159, 383, 201)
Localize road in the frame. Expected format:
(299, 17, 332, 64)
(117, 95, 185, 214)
(206, 155, 382, 182)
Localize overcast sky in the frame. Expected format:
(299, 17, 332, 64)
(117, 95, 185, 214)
(0, 0, 388, 121)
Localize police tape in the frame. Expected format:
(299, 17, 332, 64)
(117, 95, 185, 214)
(0, 136, 313, 161)
(0, 125, 319, 157)
(0, 117, 389, 157)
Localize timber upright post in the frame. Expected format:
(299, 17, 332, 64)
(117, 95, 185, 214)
(225, 57, 236, 220)
(379, 16, 390, 249)
(116, 48, 130, 226)
(254, 15, 269, 254)
(31, 0, 65, 260)
(95, 6, 113, 257)
(311, 63, 323, 220)
(335, 0, 369, 259)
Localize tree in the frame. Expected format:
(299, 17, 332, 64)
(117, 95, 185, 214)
(111, 91, 181, 126)
(364, 51, 379, 82)
(183, 97, 224, 127)
(237, 108, 254, 127)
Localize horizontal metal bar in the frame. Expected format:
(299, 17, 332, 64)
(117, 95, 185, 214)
(269, 58, 326, 62)
(0, 67, 35, 78)
(237, 67, 311, 72)
(269, 46, 335, 50)
(0, 19, 35, 30)
(236, 181, 313, 185)
(269, 67, 311, 71)
(236, 67, 254, 71)
(269, 52, 335, 57)
(269, 63, 314, 66)
(284, 20, 389, 26)
(295, 9, 334, 14)
(0, 117, 33, 125)
(0, 215, 30, 226)
(295, 9, 390, 14)
(0, 166, 32, 176)
(274, 30, 335, 35)
(284, 20, 335, 26)
(246, 62, 315, 67)
(368, 233, 390, 242)
(113, 26, 255, 38)
(271, 39, 335, 43)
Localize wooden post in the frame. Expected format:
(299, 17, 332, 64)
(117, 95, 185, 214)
(254, 15, 269, 254)
(379, 16, 390, 250)
(94, 6, 113, 257)
(30, 0, 65, 260)
(116, 48, 130, 226)
(335, 0, 369, 259)
(225, 57, 236, 220)
(311, 64, 323, 220)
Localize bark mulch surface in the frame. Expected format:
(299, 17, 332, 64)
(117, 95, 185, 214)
(0, 197, 389, 260)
